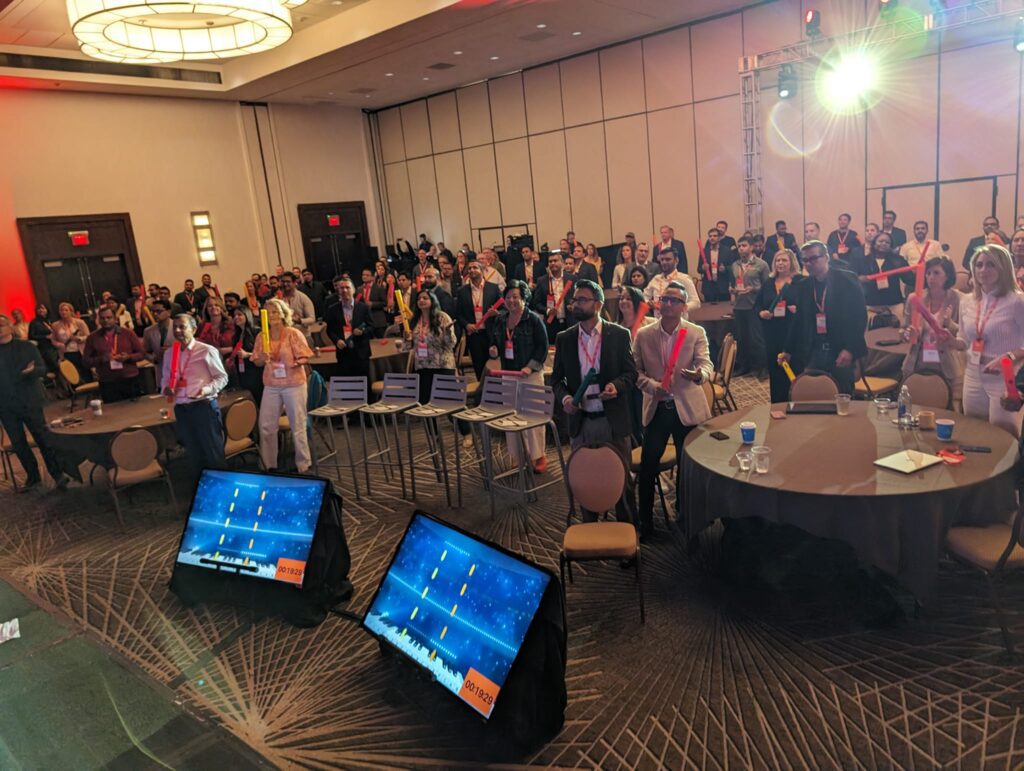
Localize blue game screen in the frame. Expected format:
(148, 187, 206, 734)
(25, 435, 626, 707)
(363, 514, 550, 719)
(175, 470, 326, 587)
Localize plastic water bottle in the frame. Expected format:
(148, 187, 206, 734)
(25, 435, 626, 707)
(897, 384, 912, 428)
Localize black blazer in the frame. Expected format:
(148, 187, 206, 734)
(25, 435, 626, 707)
(963, 235, 986, 270)
(454, 282, 501, 333)
(173, 291, 200, 315)
(531, 274, 575, 317)
(551, 321, 637, 439)
(511, 261, 543, 290)
(783, 269, 868, 367)
(763, 232, 800, 261)
(854, 252, 914, 306)
(355, 281, 389, 330)
(886, 226, 908, 250)
(413, 285, 456, 321)
(697, 247, 737, 302)
(574, 262, 599, 285)
(0, 339, 46, 410)
(653, 239, 689, 274)
(324, 301, 372, 360)
(486, 310, 549, 371)
(718, 235, 738, 260)
(826, 229, 861, 258)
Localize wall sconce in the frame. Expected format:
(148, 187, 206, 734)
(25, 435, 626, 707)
(191, 211, 218, 265)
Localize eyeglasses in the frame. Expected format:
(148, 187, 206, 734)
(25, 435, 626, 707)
(660, 296, 686, 305)
(573, 296, 597, 305)
(803, 254, 827, 263)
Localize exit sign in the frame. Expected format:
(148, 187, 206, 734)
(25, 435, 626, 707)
(326, 214, 340, 227)
(68, 230, 90, 246)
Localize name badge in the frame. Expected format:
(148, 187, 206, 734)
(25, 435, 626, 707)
(922, 335, 940, 364)
(238, 359, 246, 373)
(273, 363, 287, 379)
(876, 276, 889, 290)
(711, 267, 718, 280)
(343, 324, 352, 339)
(109, 359, 124, 370)
(416, 338, 429, 359)
(773, 301, 786, 318)
(474, 305, 483, 323)
(816, 313, 827, 334)
(838, 243, 849, 254)
(736, 272, 744, 288)
(546, 295, 555, 311)
(970, 339, 984, 366)
(504, 340, 514, 359)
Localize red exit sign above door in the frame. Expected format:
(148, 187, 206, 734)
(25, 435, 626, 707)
(68, 230, 90, 246)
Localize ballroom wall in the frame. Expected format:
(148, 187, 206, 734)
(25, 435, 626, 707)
(0, 90, 380, 312)
(370, 0, 1024, 271)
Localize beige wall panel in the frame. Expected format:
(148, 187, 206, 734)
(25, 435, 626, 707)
(648, 105, 699, 252)
(494, 139, 535, 227)
(997, 174, 1016, 237)
(600, 41, 645, 119)
(866, 54, 938, 189)
(694, 97, 744, 245)
(867, 189, 884, 225)
(743, 0, 802, 56)
(384, 162, 415, 242)
(560, 53, 604, 127)
(643, 27, 692, 111)
(378, 107, 405, 164)
(400, 101, 432, 159)
(883, 185, 936, 236)
(523, 63, 564, 135)
(565, 123, 612, 245)
(940, 179, 995, 260)
(939, 43, 1019, 180)
(760, 93, 805, 231)
(803, 105, 866, 233)
(528, 131, 572, 249)
(605, 115, 653, 242)
(489, 73, 528, 141)
(407, 156, 442, 243)
(463, 145, 501, 231)
(434, 151, 472, 248)
(457, 82, 493, 148)
(427, 92, 461, 153)
(690, 14, 742, 102)
(802, 0, 865, 38)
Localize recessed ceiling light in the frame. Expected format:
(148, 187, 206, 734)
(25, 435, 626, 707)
(536, 23, 546, 28)
(327, 91, 334, 95)
(330, 0, 342, 4)
(422, 76, 430, 80)
(385, 72, 393, 76)
(572, 31, 582, 36)
(453, 50, 463, 55)
(489, 55, 499, 60)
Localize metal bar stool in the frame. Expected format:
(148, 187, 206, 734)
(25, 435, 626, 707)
(452, 374, 518, 507)
(309, 376, 368, 500)
(357, 373, 419, 499)
(484, 381, 568, 531)
(405, 374, 468, 507)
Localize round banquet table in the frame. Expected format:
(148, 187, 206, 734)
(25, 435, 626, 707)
(309, 337, 411, 382)
(682, 401, 1018, 601)
(687, 302, 735, 348)
(49, 390, 252, 468)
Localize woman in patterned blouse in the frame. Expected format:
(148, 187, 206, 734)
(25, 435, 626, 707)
(407, 289, 457, 404)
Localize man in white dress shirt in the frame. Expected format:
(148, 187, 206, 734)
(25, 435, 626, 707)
(899, 220, 947, 266)
(161, 314, 230, 479)
(644, 249, 701, 317)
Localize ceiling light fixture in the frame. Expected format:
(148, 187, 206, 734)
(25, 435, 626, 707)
(536, 23, 546, 28)
(385, 72, 394, 76)
(422, 76, 430, 80)
(489, 55, 499, 60)
(453, 50, 463, 55)
(67, 0, 293, 63)
(572, 31, 582, 36)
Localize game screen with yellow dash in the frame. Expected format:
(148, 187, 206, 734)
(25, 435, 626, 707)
(175, 469, 326, 586)
(363, 513, 550, 719)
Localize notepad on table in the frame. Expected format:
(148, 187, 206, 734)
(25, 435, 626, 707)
(874, 450, 943, 474)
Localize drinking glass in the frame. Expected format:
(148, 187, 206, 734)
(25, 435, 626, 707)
(835, 394, 852, 416)
(874, 397, 891, 416)
(736, 451, 752, 472)
(752, 446, 771, 474)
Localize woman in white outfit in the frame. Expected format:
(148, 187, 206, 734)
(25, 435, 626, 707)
(251, 298, 314, 472)
(955, 244, 1024, 437)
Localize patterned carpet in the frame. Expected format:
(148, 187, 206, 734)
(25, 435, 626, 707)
(1, 374, 1023, 769)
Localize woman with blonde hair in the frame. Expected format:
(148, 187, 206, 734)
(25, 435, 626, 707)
(50, 301, 91, 379)
(250, 298, 315, 472)
(197, 297, 235, 360)
(756, 248, 803, 403)
(954, 244, 1024, 435)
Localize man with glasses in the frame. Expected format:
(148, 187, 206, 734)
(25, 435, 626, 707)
(645, 249, 700, 317)
(779, 240, 867, 395)
(142, 299, 175, 369)
(633, 281, 713, 540)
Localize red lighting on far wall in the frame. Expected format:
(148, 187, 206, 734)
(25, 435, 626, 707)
(326, 214, 340, 227)
(69, 230, 90, 246)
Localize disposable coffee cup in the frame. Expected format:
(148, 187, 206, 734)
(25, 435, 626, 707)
(918, 410, 935, 430)
(936, 418, 955, 441)
(89, 399, 103, 416)
(740, 421, 756, 444)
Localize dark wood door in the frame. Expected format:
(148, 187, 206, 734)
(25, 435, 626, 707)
(17, 213, 142, 314)
(297, 202, 372, 283)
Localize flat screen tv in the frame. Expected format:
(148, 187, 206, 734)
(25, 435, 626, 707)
(174, 469, 327, 587)
(362, 513, 551, 719)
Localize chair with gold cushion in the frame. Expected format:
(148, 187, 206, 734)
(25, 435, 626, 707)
(561, 443, 644, 623)
(790, 372, 839, 401)
(711, 333, 737, 413)
(945, 497, 1024, 654)
(629, 443, 675, 528)
(107, 427, 176, 527)
(902, 371, 952, 410)
(853, 359, 899, 400)
(58, 359, 99, 411)
(223, 398, 260, 467)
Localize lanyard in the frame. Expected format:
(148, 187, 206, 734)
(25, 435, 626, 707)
(813, 284, 827, 314)
(178, 348, 193, 382)
(107, 330, 119, 355)
(417, 321, 430, 342)
(975, 296, 1000, 342)
(580, 327, 601, 372)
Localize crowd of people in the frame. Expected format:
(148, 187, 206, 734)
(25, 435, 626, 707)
(4, 214, 1024, 537)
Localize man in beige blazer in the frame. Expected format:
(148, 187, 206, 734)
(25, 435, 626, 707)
(633, 281, 714, 539)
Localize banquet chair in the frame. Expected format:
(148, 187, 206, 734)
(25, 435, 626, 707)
(453, 372, 517, 505)
(711, 333, 737, 413)
(702, 379, 716, 414)
(222, 398, 260, 468)
(853, 359, 900, 400)
(357, 373, 419, 499)
(59, 359, 99, 412)
(561, 443, 644, 623)
(945, 494, 1024, 654)
(309, 376, 368, 499)
(789, 372, 839, 401)
(902, 372, 952, 410)
(629, 444, 675, 528)
(405, 374, 467, 508)
(455, 334, 474, 377)
(106, 428, 176, 528)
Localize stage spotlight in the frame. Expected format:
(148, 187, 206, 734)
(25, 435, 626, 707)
(818, 49, 880, 114)
(778, 65, 796, 99)
(804, 9, 821, 37)
(1015, 17, 1024, 53)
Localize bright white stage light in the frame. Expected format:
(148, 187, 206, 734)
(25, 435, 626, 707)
(817, 49, 880, 114)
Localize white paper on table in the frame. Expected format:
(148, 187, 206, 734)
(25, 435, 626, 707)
(0, 618, 20, 645)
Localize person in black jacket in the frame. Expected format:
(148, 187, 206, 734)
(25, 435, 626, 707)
(0, 314, 69, 492)
(413, 266, 456, 321)
(324, 277, 372, 379)
(299, 269, 329, 319)
(173, 279, 201, 316)
(854, 231, 914, 315)
(779, 241, 868, 395)
(352, 268, 388, 337)
(698, 227, 736, 302)
(551, 279, 638, 524)
(881, 210, 908, 251)
(652, 225, 689, 275)
(763, 220, 800, 262)
(532, 252, 575, 343)
(228, 308, 264, 404)
(962, 215, 1001, 270)
(454, 260, 502, 378)
(756, 250, 803, 404)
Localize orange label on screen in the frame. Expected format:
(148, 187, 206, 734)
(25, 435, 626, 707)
(275, 558, 306, 585)
(458, 667, 500, 718)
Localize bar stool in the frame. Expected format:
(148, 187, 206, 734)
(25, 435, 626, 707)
(452, 374, 518, 506)
(405, 374, 467, 507)
(484, 381, 568, 531)
(357, 373, 419, 499)
(309, 376, 368, 499)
